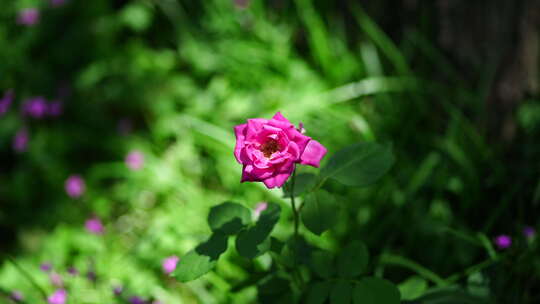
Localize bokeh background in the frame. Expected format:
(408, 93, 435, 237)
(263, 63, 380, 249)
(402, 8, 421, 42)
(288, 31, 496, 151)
(1, 0, 539, 303)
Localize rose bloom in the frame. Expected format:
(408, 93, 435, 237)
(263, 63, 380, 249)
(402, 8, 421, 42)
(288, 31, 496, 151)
(125, 150, 144, 170)
(234, 112, 327, 188)
(18, 8, 40, 26)
(494, 234, 512, 249)
(85, 217, 104, 234)
(47, 289, 67, 304)
(162, 255, 179, 274)
(65, 175, 85, 198)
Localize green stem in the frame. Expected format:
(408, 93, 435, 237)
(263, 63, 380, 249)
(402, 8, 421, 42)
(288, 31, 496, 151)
(6, 256, 48, 300)
(290, 168, 299, 239)
(289, 168, 305, 288)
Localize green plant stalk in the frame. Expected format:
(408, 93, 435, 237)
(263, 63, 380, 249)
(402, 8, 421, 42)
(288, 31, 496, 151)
(6, 256, 48, 300)
(289, 168, 305, 288)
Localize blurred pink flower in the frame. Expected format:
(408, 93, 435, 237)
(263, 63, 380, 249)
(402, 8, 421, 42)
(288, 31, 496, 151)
(47, 289, 67, 304)
(18, 8, 40, 26)
(49, 272, 63, 287)
(162, 255, 179, 274)
(10, 291, 23, 302)
(254, 202, 268, 217)
(85, 217, 104, 235)
(494, 234, 512, 249)
(67, 266, 78, 276)
(40, 262, 52, 272)
(0, 89, 14, 116)
(125, 150, 144, 170)
(22, 97, 48, 118)
(234, 112, 327, 188)
(65, 175, 85, 198)
(13, 128, 29, 153)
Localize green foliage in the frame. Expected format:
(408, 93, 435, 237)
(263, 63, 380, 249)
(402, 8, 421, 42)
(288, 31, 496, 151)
(301, 190, 339, 235)
(0, 0, 538, 303)
(235, 202, 281, 258)
(337, 241, 369, 278)
(306, 281, 332, 304)
(352, 278, 401, 304)
(321, 142, 395, 187)
(173, 233, 228, 282)
(330, 280, 353, 304)
(208, 202, 251, 235)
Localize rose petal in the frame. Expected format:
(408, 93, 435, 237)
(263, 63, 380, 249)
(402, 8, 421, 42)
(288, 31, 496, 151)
(262, 172, 291, 189)
(246, 119, 267, 140)
(299, 140, 327, 167)
(234, 124, 247, 163)
(272, 112, 291, 123)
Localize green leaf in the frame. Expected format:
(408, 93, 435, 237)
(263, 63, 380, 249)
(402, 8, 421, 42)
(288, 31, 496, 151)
(310, 250, 335, 278)
(330, 280, 352, 304)
(173, 233, 228, 282)
(283, 173, 318, 197)
(337, 241, 369, 278)
(352, 277, 400, 304)
(321, 142, 394, 187)
(208, 202, 251, 235)
(398, 276, 428, 300)
(306, 281, 332, 304)
(301, 190, 339, 235)
(236, 202, 281, 258)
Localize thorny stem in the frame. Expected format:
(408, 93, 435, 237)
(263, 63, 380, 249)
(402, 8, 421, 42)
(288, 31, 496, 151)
(6, 255, 48, 300)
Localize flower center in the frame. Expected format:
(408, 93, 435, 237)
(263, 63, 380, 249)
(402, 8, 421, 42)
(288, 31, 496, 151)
(260, 139, 280, 158)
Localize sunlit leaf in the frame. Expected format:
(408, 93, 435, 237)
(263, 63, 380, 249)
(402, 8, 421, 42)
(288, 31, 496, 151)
(236, 203, 281, 258)
(208, 202, 251, 235)
(173, 233, 228, 282)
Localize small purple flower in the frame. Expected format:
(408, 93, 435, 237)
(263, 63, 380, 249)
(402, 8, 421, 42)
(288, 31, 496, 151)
(67, 266, 78, 276)
(494, 234, 512, 249)
(125, 150, 144, 170)
(85, 217, 104, 235)
(22, 97, 48, 118)
(18, 8, 40, 26)
(47, 289, 67, 304)
(65, 175, 85, 198)
(129, 296, 146, 304)
(40, 262, 53, 272)
(10, 291, 23, 302)
(50, 0, 67, 7)
(254, 202, 268, 217)
(47, 100, 63, 117)
(49, 272, 63, 287)
(524, 226, 536, 239)
(162, 256, 179, 274)
(0, 89, 14, 116)
(113, 285, 123, 296)
(13, 128, 29, 153)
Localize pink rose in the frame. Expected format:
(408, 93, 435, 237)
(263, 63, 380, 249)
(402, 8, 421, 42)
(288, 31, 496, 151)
(234, 112, 327, 188)
(162, 255, 179, 274)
